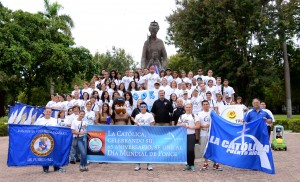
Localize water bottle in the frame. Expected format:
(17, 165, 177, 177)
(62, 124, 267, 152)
(106, 116, 111, 125)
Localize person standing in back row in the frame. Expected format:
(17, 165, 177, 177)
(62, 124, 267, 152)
(151, 90, 173, 126)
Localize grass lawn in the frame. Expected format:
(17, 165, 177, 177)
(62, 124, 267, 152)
(274, 115, 300, 120)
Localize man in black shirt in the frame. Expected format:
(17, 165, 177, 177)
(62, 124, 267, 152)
(151, 90, 173, 126)
(172, 98, 185, 126)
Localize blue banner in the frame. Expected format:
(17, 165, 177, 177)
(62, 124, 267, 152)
(7, 124, 72, 166)
(203, 112, 275, 174)
(87, 125, 187, 163)
(8, 103, 60, 124)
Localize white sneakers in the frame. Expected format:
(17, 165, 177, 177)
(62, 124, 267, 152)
(134, 163, 153, 171)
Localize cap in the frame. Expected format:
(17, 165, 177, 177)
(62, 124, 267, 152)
(166, 68, 172, 71)
(154, 82, 160, 86)
(193, 89, 199, 92)
(197, 77, 203, 81)
(183, 90, 188, 94)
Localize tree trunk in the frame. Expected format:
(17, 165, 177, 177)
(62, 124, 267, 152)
(0, 90, 5, 117)
(282, 39, 292, 118)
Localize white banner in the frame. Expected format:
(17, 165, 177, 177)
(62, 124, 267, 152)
(220, 105, 244, 124)
(132, 90, 159, 111)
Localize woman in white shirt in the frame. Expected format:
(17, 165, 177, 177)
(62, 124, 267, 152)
(84, 101, 96, 125)
(134, 102, 155, 171)
(71, 110, 88, 172)
(177, 103, 200, 172)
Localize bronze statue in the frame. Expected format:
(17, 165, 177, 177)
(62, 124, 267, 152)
(141, 21, 168, 70)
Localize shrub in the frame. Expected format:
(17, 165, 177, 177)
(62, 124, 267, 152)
(273, 119, 289, 130)
(0, 116, 8, 136)
(288, 119, 300, 133)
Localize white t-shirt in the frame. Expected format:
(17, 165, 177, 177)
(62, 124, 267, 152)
(262, 108, 275, 125)
(144, 73, 160, 90)
(178, 113, 199, 135)
(190, 96, 203, 114)
(66, 113, 78, 127)
(57, 118, 68, 127)
(89, 102, 100, 112)
(46, 100, 55, 108)
(199, 91, 207, 101)
(125, 101, 135, 116)
(82, 88, 93, 97)
(173, 77, 182, 85)
(114, 79, 122, 86)
(182, 77, 190, 84)
(206, 86, 217, 100)
(134, 112, 154, 126)
(64, 101, 73, 110)
(198, 110, 211, 136)
(122, 76, 133, 90)
(35, 117, 57, 126)
(72, 99, 84, 108)
(207, 99, 217, 110)
(71, 90, 81, 97)
(215, 100, 226, 114)
(71, 119, 87, 137)
(204, 76, 216, 85)
(223, 86, 235, 99)
(159, 85, 172, 100)
(84, 110, 96, 125)
(99, 100, 113, 108)
(164, 75, 173, 85)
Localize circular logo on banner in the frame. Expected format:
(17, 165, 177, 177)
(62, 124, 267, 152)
(227, 110, 237, 119)
(88, 138, 102, 152)
(31, 134, 54, 156)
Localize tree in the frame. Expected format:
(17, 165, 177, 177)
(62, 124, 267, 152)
(166, 0, 300, 110)
(0, 7, 93, 106)
(41, 0, 74, 35)
(94, 47, 137, 74)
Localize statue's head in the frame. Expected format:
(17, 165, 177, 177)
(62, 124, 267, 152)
(149, 21, 159, 36)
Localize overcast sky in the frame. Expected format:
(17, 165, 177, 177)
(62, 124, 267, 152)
(2, 0, 178, 65)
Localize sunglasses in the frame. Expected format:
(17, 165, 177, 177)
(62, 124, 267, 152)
(140, 106, 147, 108)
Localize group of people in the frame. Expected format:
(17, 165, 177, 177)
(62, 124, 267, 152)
(36, 66, 275, 173)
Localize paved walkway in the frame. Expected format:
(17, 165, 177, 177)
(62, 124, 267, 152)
(1, 131, 299, 182)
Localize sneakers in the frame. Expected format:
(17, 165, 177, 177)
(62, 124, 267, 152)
(201, 163, 209, 170)
(84, 166, 89, 171)
(70, 160, 76, 164)
(213, 163, 223, 171)
(183, 165, 191, 171)
(79, 165, 85, 172)
(43, 169, 49, 174)
(190, 166, 195, 172)
(147, 164, 153, 171)
(134, 164, 141, 171)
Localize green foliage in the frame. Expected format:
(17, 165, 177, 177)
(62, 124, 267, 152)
(0, 6, 93, 106)
(167, 54, 200, 73)
(166, 0, 300, 107)
(288, 119, 300, 132)
(0, 117, 8, 136)
(274, 119, 290, 130)
(94, 47, 137, 74)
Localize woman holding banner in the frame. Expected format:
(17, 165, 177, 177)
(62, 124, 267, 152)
(177, 103, 200, 172)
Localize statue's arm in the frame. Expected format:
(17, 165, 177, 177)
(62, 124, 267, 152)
(161, 43, 168, 68)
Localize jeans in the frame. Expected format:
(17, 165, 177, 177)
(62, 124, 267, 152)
(70, 137, 81, 161)
(187, 134, 196, 166)
(76, 136, 87, 166)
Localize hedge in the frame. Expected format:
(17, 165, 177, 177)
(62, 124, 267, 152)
(272, 119, 300, 133)
(0, 116, 8, 136)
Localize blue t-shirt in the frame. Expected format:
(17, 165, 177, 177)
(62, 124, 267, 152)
(243, 108, 272, 123)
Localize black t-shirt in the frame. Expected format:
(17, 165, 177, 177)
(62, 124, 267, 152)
(151, 99, 173, 123)
(172, 107, 185, 125)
